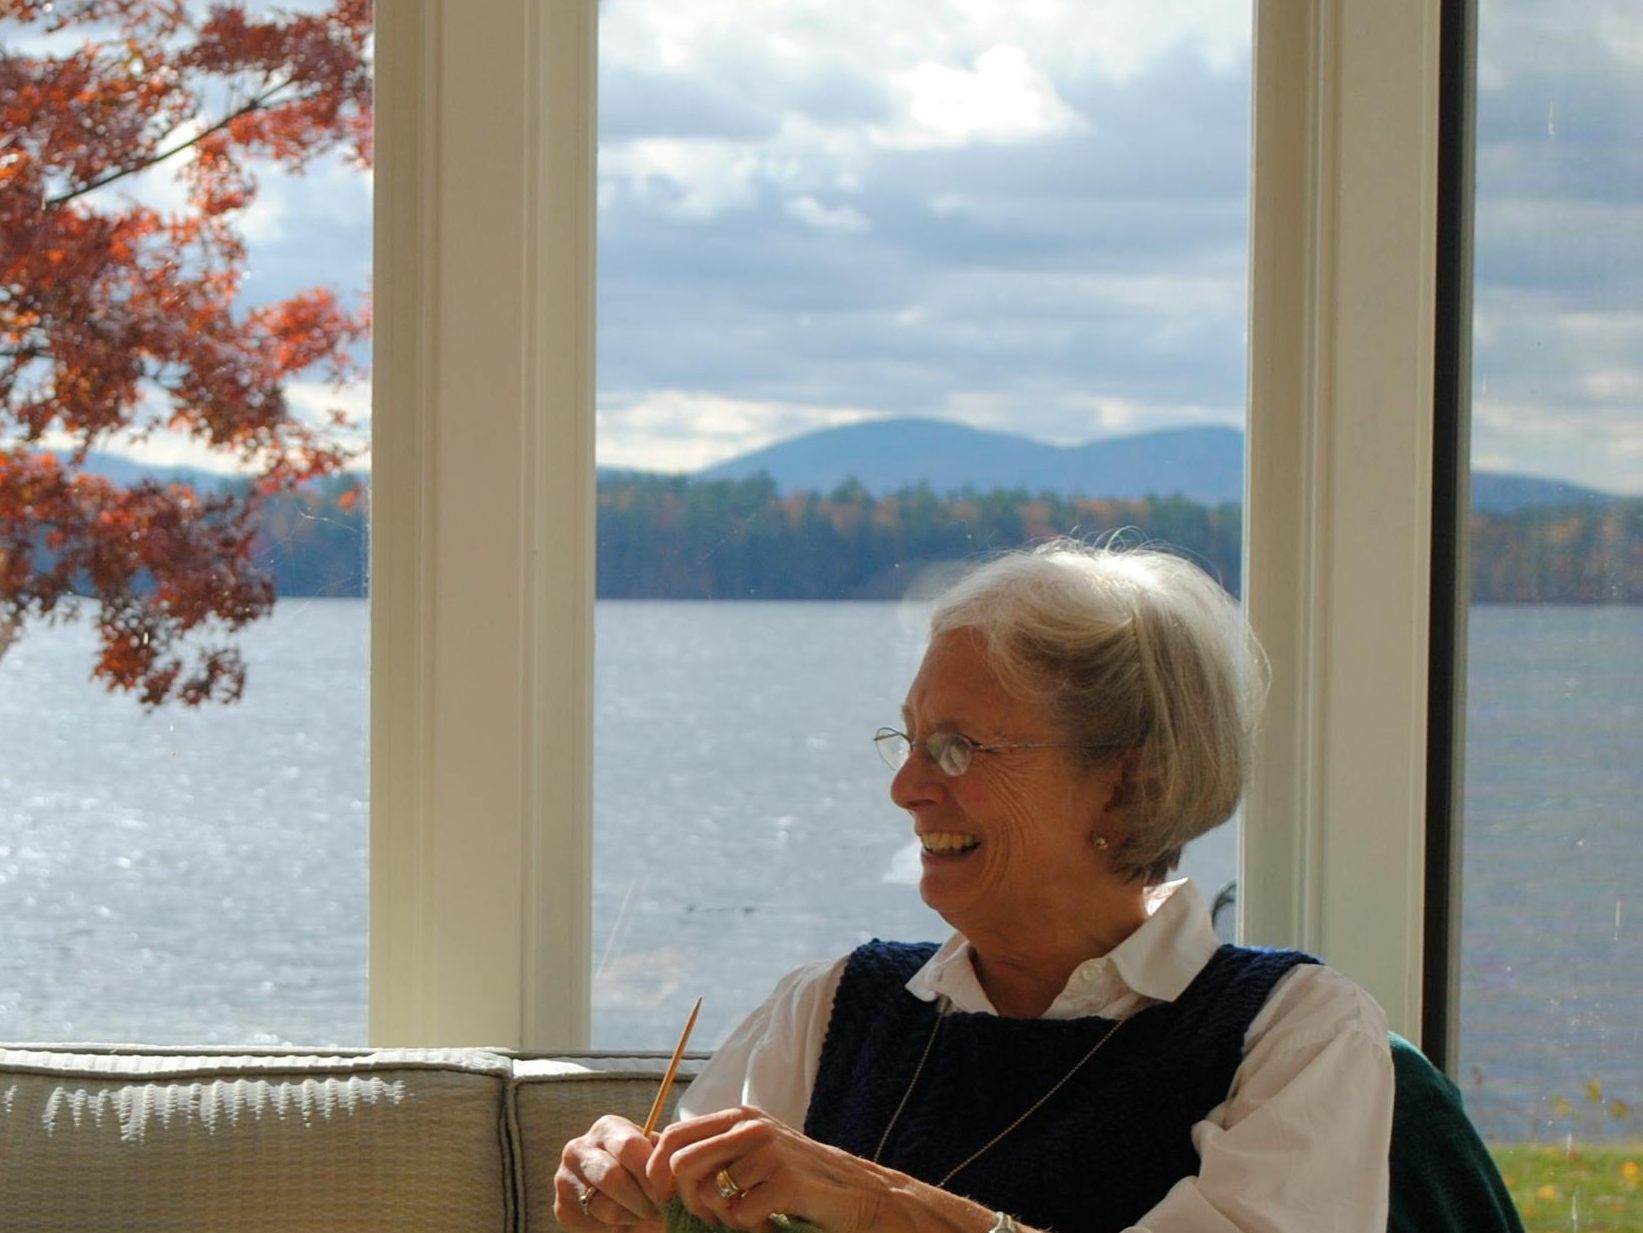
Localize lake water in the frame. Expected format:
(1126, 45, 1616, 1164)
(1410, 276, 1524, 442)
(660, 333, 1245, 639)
(0, 599, 1638, 1143)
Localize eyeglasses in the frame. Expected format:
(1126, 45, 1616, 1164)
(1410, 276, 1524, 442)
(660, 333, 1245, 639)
(874, 727, 1074, 778)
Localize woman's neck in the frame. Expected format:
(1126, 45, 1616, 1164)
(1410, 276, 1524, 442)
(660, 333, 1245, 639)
(964, 891, 1151, 1018)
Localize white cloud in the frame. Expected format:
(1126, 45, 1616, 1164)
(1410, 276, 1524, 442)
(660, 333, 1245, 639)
(597, 391, 887, 472)
(285, 384, 372, 437)
(1582, 367, 1643, 400)
(596, 0, 1248, 221)
(876, 45, 1085, 150)
(600, 0, 1248, 86)
(783, 195, 870, 233)
(935, 388, 1243, 445)
(239, 151, 373, 248)
(945, 0, 1250, 80)
(1596, 1, 1643, 67)
(1471, 397, 1643, 495)
(106, 435, 249, 475)
(1046, 395, 1243, 440)
(1478, 0, 1643, 85)
(600, 138, 763, 221)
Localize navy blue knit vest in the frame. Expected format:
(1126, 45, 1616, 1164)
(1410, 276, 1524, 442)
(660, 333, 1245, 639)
(805, 940, 1317, 1233)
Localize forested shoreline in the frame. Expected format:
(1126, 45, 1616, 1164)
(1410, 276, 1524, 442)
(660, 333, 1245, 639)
(264, 472, 1643, 602)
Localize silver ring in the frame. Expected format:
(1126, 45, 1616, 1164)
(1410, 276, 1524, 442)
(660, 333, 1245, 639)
(577, 1184, 597, 1217)
(715, 1167, 746, 1200)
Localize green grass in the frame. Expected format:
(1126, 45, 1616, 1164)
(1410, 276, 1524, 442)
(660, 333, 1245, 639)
(1490, 1141, 1643, 1233)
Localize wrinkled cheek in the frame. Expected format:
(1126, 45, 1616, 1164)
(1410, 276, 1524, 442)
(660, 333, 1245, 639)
(976, 785, 1038, 833)
(963, 777, 1024, 815)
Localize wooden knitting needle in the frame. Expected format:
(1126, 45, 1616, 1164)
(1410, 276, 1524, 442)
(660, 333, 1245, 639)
(641, 995, 702, 1135)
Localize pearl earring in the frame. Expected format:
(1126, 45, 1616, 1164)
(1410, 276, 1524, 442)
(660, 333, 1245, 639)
(1093, 835, 1111, 851)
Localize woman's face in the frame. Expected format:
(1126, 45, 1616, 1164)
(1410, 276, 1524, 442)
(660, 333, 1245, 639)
(891, 628, 1126, 944)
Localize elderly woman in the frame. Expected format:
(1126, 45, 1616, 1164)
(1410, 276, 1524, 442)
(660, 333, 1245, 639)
(558, 541, 1395, 1233)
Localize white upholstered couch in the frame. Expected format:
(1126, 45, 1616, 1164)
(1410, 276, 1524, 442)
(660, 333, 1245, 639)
(0, 1043, 699, 1232)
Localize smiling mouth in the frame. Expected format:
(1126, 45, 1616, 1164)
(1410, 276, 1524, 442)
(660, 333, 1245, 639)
(920, 831, 980, 854)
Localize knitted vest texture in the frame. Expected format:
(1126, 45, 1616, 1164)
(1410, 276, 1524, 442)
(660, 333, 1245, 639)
(804, 939, 1317, 1233)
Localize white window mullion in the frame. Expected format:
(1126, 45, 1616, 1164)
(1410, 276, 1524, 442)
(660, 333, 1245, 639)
(369, 0, 596, 1049)
(520, 1, 599, 1052)
(1243, 0, 1444, 1039)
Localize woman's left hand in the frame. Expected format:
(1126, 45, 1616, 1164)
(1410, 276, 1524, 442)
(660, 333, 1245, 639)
(647, 1106, 906, 1233)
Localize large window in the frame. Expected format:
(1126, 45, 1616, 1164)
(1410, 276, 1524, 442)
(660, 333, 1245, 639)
(592, 1, 1254, 1049)
(371, 0, 1444, 1059)
(1, 0, 1474, 1069)
(1451, 2, 1643, 1222)
(0, 2, 371, 1045)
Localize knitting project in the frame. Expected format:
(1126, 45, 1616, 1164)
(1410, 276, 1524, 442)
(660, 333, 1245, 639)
(661, 1196, 826, 1233)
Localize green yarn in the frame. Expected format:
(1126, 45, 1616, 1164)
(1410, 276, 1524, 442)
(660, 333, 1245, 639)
(660, 1195, 827, 1233)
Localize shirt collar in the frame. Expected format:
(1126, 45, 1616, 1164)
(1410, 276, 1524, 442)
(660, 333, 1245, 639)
(905, 878, 1222, 1018)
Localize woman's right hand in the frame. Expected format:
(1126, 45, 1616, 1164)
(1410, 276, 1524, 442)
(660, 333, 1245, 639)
(556, 1114, 665, 1231)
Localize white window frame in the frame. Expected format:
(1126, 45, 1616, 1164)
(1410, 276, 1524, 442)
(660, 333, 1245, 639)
(1240, 0, 1443, 1039)
(369, 0, 596, 1047)
(368, 0, 1445, 1049)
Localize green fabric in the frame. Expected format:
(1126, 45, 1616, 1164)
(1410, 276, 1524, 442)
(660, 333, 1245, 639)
(1387, 1032, 1526, 1233)
(661, 1195, 828, 1233)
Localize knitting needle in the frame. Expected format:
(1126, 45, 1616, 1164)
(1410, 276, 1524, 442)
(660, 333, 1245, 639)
(641, 995, 702, 1135)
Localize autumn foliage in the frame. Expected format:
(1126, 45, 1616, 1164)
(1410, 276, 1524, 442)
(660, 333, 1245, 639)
(0, 0, 370, 704)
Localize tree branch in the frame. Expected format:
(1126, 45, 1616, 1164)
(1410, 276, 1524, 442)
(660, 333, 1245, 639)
(45, 76, 297, 208)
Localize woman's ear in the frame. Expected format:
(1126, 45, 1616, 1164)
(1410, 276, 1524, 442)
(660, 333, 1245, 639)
(1102, 750, 1139, 813)
(1084, 753, 1134, 852)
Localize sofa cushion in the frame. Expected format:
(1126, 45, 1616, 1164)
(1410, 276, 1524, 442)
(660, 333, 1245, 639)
(0, 1046, 517, 1233)
(512, 1053, 701, 1233)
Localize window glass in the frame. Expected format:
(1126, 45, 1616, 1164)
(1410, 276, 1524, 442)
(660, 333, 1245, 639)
(1459, 2, 1643, 1222)
(0, 1, 371, 1045)
(594, 1, 1252, 1049)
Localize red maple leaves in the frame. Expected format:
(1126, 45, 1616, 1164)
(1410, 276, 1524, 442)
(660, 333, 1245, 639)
(0, 0, 371, 704)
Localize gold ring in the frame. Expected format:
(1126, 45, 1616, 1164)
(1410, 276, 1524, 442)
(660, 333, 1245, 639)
(715, 1167, 746, 1201)
(577, 1184, 597, 1217)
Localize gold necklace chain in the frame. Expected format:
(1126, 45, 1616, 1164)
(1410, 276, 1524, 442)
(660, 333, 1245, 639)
(870, 1005, 1128, 1187)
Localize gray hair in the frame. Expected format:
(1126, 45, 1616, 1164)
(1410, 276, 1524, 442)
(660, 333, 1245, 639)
(928, 538, 1268, 884)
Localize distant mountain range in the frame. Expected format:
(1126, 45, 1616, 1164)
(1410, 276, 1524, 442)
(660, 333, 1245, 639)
(71, 418, 1620, 513)
(68, 452, 254, 490)
(698, 417, 1619, 513)
(701, 419, 1246, 503)
(36, 430, 1639, 603)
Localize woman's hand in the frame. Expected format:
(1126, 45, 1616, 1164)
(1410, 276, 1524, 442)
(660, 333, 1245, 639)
(556, 1114, 666, 1232)
(649, 1105, 978, 1233)
(650, 1106, 883, 1233)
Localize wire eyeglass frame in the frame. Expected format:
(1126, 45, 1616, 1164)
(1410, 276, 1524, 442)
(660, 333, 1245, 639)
(874, 727, 1075, 777)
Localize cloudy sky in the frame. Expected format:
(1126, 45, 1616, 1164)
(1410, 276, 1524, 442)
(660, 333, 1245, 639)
(591, 0, 1643, 493)
(1467, 0, 1643, 491)
(71, 0, 1643, 495)
(594, 0, 1253, 473)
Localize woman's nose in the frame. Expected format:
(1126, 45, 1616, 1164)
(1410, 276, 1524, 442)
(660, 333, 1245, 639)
(889, 745, 945, 809)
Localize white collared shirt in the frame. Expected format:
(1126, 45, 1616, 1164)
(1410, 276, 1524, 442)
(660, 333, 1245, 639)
(679, 879, 1394, 1233)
